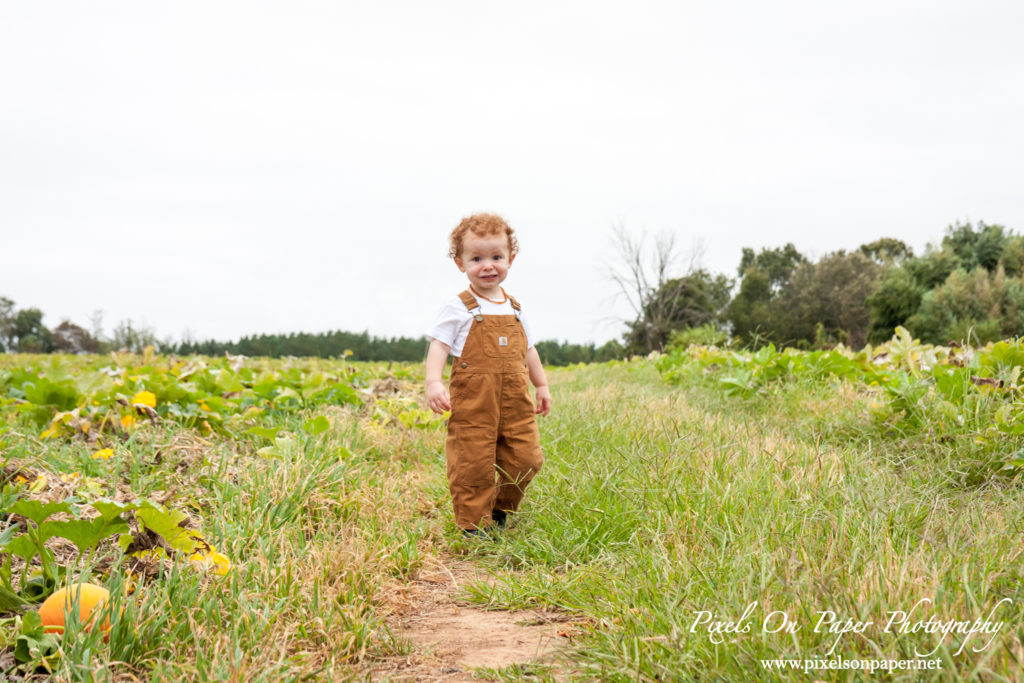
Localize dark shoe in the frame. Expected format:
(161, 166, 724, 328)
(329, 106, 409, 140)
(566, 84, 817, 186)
(492, 509, 508, 528)
(462, 528, 485, 538)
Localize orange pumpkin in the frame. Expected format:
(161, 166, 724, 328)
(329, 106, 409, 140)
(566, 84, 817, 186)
(38, 583, 112, 636)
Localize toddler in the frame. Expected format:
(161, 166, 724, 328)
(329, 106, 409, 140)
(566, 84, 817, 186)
(426, 213, 551, 536)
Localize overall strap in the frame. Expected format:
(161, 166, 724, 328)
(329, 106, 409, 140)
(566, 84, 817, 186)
(458, 290, 484, 322)
(507, 294, 523, 321)
(458, 290, 477, 311)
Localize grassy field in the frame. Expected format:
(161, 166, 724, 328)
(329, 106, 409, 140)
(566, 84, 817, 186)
(2, 353, 1023, 681)
(466, 362, 1024, 680)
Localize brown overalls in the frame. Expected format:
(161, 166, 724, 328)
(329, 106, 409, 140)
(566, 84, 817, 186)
(445, 290, 544, 530)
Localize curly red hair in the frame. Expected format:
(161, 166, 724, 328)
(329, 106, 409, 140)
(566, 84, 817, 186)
(448, 213, 519, 259)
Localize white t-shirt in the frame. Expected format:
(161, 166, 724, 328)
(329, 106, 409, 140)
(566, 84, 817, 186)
(427, 293, 536, 357)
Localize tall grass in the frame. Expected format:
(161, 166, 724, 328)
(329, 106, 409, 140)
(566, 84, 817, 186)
(463, 362, 1024, 681)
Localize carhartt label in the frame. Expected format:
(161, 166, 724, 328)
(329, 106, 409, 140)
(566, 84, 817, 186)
(498, 336, 508, 346)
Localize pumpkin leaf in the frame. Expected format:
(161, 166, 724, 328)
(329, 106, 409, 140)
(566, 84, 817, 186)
(136, 503, 209, 556)
(14, 610, 61, 667)
(92, 499, 138, 522)
(302, 415, 330, 436)
(3, 535, 41, 563)
(40, 517, 130, 554)
(245, 425, 280, 441)
(9, 500, 73, 526)
(271, 387, 303, 406)
(0, 524, 18, 548)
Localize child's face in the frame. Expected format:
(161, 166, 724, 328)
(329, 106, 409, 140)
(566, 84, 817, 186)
(454, 231, 515, 296)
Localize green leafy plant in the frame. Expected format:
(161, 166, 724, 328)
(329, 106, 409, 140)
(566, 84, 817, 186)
(657, 329, 1024, 467)
(1, 492, 228, 610)
(13, 610, 61, 671)
(1, 354, 364, 443)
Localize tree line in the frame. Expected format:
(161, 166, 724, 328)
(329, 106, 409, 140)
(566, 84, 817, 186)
(621, 220, 1024, 353)
(178, 331, 428, 361)
(0, 304, 435, 362)
(0, 301, 624, 366)
(4, 220, 1019, 362)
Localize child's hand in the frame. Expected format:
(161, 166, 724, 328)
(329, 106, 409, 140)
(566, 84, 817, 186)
(427, 380, 451, 415)
(535, 385, 551, 417)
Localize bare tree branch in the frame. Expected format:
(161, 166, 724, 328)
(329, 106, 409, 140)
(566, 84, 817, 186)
(607, 224, 707, 351)
(606, 223, 649, 318)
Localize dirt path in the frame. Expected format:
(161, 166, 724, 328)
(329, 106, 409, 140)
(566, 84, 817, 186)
(372, 555, 576, 681)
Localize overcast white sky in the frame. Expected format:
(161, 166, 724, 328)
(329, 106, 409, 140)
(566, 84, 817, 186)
(2, 2, 1023, 346)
